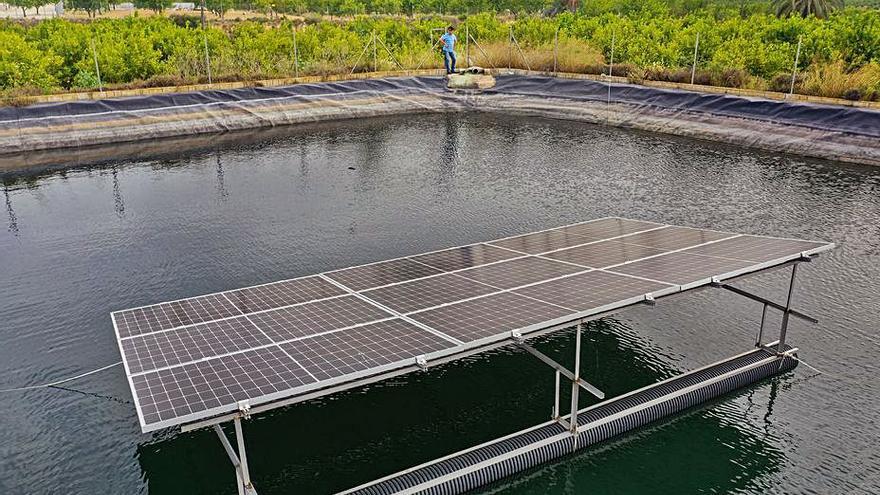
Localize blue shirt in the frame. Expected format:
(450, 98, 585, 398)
(440, 33, 456, 53)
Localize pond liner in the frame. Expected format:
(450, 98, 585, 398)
(341, 345, 797, 495)
(1, 74, 878, 167)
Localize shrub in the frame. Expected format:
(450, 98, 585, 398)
(1, 9, 879, 101)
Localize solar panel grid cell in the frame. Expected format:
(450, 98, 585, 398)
(487, 230, 595, 255)
(114, 293, 241, 338)
(325, 258, 444, 291)
(246, 296, 391, 342)
(132, 346, 314, 425)
(226, 276, 347, 313)
(121, 316, 272, 374)
(409, 244, 521, 272)
(608, 251, 756, 285)
(281, 319, 455, 381)
(512, 271, 672, 311)
(615, 226, 736, 252)
(557, 218, 665, 240)
(680, 235, 826, 263)
(361, 273, 499, 314)
(543, 240, 668, 269)
(455, 256, 586, 289)
(486, 218, 665, 255)
(408, 292, 573, 343)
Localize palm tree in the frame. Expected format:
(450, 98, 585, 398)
(775, 0, 844, 19)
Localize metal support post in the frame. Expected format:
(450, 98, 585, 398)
(517, 341, 604, 399)
(789, 36, 802, 96)
(552, 370, 560, 419)
(777, 264, 799, 353)
(372, 32, 378, 72)
(608, 31, 615, 77)
(465, 23, 470, 67)
(469, 34, 496, 70)
(690, 32, 700, 85)
(607, 31, 615, 105)
(203, 30, 213, 85)
(214, 425, 246, 495)
(508, 27, 512, 71)
(510, 32, 531, 71)
(756, 303, 768, 347)
(553, 26, 559, 74)
(292, 25, 299, 78)
(90, 37, 104, 94)
(569, 323, 583, 433)
(234, 417, 253, 492)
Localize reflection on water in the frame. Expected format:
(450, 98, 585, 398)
(3, 184, 17, 235)
(1, 113, 879, 495)
(137, 319, 788, 495)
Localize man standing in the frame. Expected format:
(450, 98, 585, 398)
(440, 26, 457, 75)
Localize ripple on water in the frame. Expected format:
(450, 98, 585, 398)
(0, 113, 878, 495)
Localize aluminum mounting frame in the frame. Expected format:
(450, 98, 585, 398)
(189, 255, 817, 495)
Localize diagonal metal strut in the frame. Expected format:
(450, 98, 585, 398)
(711, 281, 817, 324)
(515, 342, 605, 400)
(213, 417, 258, 495)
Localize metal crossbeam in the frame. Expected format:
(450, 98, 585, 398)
(712, 280, 817, 324)
(516, 342, 605, 400)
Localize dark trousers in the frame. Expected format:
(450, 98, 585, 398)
(443, 50, 457, 74)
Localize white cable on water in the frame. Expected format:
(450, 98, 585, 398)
(796, 357, 826, 377)
(0, 360, 123, 393)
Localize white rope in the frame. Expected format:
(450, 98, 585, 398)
(0, 360, 123, 393)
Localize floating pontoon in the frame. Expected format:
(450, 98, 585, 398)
(111, 217, 832, 495)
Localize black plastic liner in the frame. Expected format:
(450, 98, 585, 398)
(0, 77, 447, 122)
(345, 347, 797, 495)
(488, 75, 880, 139)
(2, 74, 878, 167)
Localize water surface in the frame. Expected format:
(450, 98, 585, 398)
(1, 114, 878, 494)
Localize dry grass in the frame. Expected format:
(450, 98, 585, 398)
(464, 38, 605, 73)
(801, 61, 880, 101)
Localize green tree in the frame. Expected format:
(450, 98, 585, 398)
(67, 0, 110, 17)
(133, 0, 173, 12)
(253, 0, 277, 16)
(8, 0, 43, 17)
(775, 0, 843, 18)
(338, 0, 365, 14)
(206, 0, 233, 17)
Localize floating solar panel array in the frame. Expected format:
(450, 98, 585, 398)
(112, 217, 833, 432)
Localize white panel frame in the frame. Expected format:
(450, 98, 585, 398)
(111, 218, 834, 433)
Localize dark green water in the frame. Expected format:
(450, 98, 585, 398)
(1, 114, 878, 494)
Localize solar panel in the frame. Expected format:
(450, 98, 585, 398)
(614, 226, 735, 251)
(226, 276, 347, 313)
(112, 217, 834, 432)
(555, 217, 664, 241)
(487, 229, 596, 255)
(487, 218, 665, 255)
(410, 244, 521, 271)
(361, 273, 498, 314)
(455, 256, 586, 289)
(113, 293, 241, 338)
(131, 346, 315, 427)
(325, 258, 444, 291)
(607, 251, 757, 286)
(542, 240, 668, 269)
(678, 235, 828, 263)
(120, 316, 271, 374)
(246, 296, 392, 342)
(407, 291, 573, 343)
(281, 319, 455, 381)
(512, 271, 673, 311)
